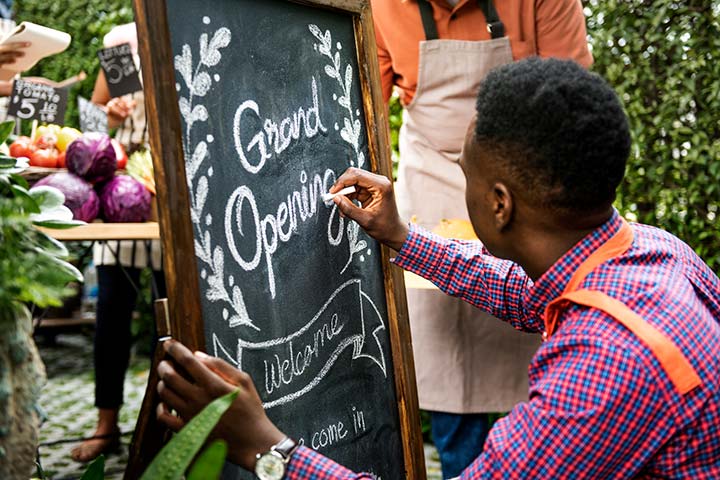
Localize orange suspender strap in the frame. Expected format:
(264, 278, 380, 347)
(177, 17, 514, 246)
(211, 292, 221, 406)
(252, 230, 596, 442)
(550, 289, 702, 395)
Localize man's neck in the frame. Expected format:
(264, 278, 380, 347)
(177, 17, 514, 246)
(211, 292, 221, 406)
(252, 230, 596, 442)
(513, 208, 614, 281)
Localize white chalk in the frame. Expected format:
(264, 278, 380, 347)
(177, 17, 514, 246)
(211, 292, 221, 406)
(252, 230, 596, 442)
(321, 186, 356, 203)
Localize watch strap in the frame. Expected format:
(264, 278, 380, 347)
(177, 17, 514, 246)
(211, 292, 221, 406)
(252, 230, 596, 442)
(272, 436, 298, 461)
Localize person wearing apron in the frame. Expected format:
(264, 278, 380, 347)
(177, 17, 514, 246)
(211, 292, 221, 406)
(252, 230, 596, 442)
(71, 23, 164, 463)
(150, 58, 719, 478)
(371, 0, 592, 475)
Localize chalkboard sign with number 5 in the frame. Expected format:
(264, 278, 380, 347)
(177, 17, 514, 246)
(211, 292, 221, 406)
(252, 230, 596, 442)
(7, 78, 68, 124)
(97, 42, 143, 98)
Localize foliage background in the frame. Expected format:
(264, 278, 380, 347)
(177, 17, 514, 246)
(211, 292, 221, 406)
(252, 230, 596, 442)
(389, 0, 719, 269)
(14, 0, 135, 128)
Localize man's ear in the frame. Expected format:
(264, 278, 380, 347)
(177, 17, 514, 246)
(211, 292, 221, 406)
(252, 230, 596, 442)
(491, 182, 513, 231)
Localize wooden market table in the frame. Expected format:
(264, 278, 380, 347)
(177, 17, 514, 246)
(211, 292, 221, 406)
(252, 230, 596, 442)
(39, 221, 160, 241)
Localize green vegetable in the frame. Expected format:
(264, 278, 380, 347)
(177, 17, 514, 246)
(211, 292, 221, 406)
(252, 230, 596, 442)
(187, 440, 228, 480)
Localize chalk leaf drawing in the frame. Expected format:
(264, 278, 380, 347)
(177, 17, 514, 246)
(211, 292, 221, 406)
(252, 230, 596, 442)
(309, 23, 370, 272)
(176, 20, 256, 330)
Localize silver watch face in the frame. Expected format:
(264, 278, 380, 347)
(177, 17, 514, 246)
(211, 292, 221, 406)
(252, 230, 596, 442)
(255, 451, 286, 480)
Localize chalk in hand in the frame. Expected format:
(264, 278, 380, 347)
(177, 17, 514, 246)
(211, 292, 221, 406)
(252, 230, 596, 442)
(322, 186, 355, 204)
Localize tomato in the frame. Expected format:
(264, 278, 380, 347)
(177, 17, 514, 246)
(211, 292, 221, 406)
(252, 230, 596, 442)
(30, 148, 59, 168)
(111, 138, 128, 170)
(35, 133, 58, 150)
(56, 150, 66, 168)
(9, 136, 36, 159)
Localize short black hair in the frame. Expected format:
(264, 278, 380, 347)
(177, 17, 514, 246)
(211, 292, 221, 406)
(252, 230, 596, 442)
(474, 57, 631, 214)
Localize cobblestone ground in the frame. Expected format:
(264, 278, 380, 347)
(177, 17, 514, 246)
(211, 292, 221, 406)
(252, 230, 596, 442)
(35, 332, 442, 480)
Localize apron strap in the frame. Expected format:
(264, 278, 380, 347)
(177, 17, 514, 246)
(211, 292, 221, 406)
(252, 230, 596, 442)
(418, 1, 439, 41)
(417, 0, 505, 41)
(548, 289, 702, 395)
(477, 0, 504, 39)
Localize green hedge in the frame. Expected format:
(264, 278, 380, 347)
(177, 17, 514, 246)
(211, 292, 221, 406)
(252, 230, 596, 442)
(14, 0, 134, 129)
(586, 0, 720, 269)
(388, 1, 719, 269)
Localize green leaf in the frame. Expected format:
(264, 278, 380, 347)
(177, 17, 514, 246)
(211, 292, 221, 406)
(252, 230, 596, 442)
(140, 389, 239, 480)
(0, 155, 15, 167)
(79, 454, 105, 480)
(29, 185, 66, 210)
(9, 173, 29, 189)
(31, 218, 85, 229)
(0, 121, 15, 144)
(11, 184, 41, 213)
(187, 440, 228, 480)
(33, 230, 69, 258)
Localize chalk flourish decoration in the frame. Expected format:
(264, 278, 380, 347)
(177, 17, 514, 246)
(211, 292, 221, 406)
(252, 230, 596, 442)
(175, 18, 258, 331)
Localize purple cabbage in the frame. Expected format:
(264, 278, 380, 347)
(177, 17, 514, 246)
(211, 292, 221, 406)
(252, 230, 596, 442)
(34, 172, 100, 222)
(99, 175, 151, 223)
(66, 133, 117, 184)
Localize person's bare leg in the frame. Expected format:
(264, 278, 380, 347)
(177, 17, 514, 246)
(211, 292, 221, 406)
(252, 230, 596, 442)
(70, 408, 121, 462)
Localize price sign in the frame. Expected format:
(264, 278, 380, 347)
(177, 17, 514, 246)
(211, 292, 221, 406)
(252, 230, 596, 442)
(7, 78, 68, 124)
(97, 43, 143, 98)
(78, 96, 108, 133)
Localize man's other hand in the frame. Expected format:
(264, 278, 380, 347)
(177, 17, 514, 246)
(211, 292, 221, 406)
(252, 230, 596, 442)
(156, 340, 285, 470)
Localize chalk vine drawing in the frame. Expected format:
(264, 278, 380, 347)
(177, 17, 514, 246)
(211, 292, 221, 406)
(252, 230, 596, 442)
(175, 17, 257, 331)
(309, 24, 368, 273)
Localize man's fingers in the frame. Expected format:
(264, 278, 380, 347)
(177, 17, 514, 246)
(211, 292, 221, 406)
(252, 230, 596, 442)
(334, 196, 371, 225)
(331, 167, 385, 193)
(195, 351, 242, 386)
(163, 340, 220, 387)
(156, 376, 192, 414)
(157, 402, 185, 432)
(157, 359, 198, 398)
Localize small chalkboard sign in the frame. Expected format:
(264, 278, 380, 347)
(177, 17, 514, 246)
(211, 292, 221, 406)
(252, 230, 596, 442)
(97, 42, 143, 98)
(128, 0, 424, 479)
(78, 96, 108, 134)
(7, 78, 68, 124)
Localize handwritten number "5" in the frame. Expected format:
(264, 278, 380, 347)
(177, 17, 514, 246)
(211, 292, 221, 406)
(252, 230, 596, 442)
(17, 98, 38, 119)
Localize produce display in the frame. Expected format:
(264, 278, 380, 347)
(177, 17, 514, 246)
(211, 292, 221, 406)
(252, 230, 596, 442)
(8, 124, 82, 169)
(65, 132, 118, 184)
(14, 124, 156, 224)
(98, 175, 151, 223)
(34, 172, 99, 222)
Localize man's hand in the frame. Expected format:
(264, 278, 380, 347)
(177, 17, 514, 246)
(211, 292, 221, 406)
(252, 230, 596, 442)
(0, 42, 30, 67)
(330, 167, 409, 251)
(156, 340, 285, 470)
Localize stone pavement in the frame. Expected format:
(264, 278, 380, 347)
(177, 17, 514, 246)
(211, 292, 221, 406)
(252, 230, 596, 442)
(35, 332, 442, 479)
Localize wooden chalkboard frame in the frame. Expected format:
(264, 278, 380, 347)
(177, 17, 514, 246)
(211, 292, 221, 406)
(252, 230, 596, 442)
(128, 0, 425, 478)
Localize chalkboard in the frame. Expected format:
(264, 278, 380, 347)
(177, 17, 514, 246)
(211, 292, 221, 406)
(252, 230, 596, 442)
(97, 43, 143, 98)
(129, 0, 424, 479)
(77, 96, 108, 134)
(7, 78, 68, 124)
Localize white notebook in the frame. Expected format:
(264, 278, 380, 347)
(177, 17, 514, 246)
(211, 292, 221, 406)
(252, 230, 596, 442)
(0, 22, 71, 81)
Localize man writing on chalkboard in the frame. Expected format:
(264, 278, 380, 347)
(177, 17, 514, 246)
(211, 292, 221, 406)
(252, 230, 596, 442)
(155, 58, 720, 479)
(370, 1, 592, 476)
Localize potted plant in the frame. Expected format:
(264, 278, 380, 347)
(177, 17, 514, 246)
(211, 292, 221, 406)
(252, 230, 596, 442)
(0, 120, 84, 479)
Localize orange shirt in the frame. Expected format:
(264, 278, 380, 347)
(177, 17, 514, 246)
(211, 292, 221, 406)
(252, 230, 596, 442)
(371, 0, 593, 104)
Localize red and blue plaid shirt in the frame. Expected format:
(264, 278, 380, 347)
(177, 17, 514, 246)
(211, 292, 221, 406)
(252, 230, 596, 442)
(286, 211, 720, 479)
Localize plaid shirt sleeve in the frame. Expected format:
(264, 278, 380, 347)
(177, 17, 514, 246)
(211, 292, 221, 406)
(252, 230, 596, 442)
(286, 446, 375, 479)
(392, 224, 543, 332)
(461, 323, 672, 478)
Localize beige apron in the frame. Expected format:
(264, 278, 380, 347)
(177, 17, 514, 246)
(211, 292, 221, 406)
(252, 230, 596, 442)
(396, 7, 541, 413)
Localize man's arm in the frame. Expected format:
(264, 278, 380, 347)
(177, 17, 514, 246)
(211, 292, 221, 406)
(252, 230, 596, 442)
(460, 323, 669, 478)
(330, 168, 542, 333)
(393, 224, 541, 332)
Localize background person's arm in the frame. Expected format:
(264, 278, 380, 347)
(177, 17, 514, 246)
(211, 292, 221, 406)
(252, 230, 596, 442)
(535, 0, 593, 68)
(90, 69, 135, 129)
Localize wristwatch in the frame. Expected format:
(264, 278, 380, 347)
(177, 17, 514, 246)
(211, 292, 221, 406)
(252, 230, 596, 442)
(254, 436, 299, 480)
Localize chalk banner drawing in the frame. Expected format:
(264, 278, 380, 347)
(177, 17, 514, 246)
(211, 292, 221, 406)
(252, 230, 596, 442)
(168, 1, 405, 473)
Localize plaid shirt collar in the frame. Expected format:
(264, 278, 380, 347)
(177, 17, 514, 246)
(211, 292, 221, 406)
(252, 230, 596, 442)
(523, 210, 624, 318)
